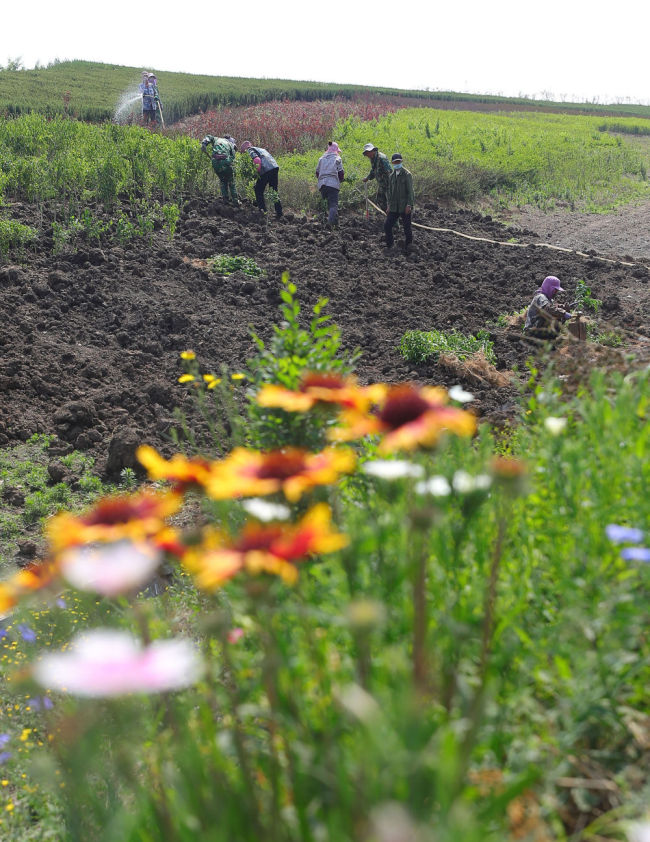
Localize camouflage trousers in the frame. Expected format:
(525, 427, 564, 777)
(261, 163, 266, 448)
(215, 166, 239, 203)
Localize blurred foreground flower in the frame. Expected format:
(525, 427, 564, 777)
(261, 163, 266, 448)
(241, 498, 291, 522)
(0, 560, 59, 614)
(60, 540, 161, 597)
(627, 822, 650, 842)
(415, 476, 452, 497)
(448, 384, 474, 403)
(361, 459, 424, 481)
(544, 416, 567, 435)
(257, 372, 384, 413)
(452, 470, 492, 494)
(34, 629, 203, 697)
(620, 547, 650, 563)
(208, 447, 355, 502)
(331, 383, 476, 453)
(47, 491, 181, 553)
(137, 444, 214, 492)
(606, 524, 644, 544)
(183, 503, 348, 588)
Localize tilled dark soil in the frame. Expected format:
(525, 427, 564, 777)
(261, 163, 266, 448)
(2, 196, 650, 475)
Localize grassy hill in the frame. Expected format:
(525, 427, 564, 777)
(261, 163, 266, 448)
(1, 59, 650, 124)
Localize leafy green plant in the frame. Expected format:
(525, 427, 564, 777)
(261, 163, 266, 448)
(399, 327, 496, 365)
(208, 253, 265, 278)
(574, 278, 602, 315)
(23, 484, 71, 524)
(114, 212, 137, 245)
(161, 202, 181, 240)
(80, 207, 109, 243)
(119, 467, 138, 489)
(51, 216, 83, 254)
(0, 217, 37, 256)
(246, 275, 359, 449)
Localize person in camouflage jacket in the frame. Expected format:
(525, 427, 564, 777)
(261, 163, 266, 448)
(384, 152, 415, 251)
(362, 143, 392, 210)
(201, 135, 239, 205)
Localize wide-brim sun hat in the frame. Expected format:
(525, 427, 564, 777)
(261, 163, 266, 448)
(240, 141, 252, 152)
(363, 143, 375, 154)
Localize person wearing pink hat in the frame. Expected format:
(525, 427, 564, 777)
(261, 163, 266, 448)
(524, 275, 573, 338)
(316, 141, 344, 227)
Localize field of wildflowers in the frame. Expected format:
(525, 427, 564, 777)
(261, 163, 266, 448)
(0, 280, 649, 840)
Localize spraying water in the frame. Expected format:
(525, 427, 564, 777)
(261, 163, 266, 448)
(113, 85, 144, 124)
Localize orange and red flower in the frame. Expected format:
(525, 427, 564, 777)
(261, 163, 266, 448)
(137, 445, 215, 493)
(331, 383, 476, 453)
(183, 503, 348, 589)
(257, 372, 385, 414)
(0, 560, 59, 614)
(207, 446, 355, 502)
(47, 490, 182, 554)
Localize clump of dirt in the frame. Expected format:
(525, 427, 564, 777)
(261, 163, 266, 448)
(438, 351, 512, 389)
(1, 196, 650, 474)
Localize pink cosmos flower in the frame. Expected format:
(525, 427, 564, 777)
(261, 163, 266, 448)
(59, 540, 161, 596)
(34, 629, 203, 697)
(227, 627, 245, 644)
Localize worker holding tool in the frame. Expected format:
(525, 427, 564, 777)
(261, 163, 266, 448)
(147, 74, 164, 127)
(201, 135, 240, 205)
(524, 275, 573, 339)
(140, 72, 157, 124)
(239, 141, 283, 218)
(384, 152, 414, 253)
(362, 143, 392, 211)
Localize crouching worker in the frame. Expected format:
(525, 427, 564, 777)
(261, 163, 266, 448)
(524, 275, 573, 339)
(201, 135, 239, 205)
(384, 152, 414, 252)
(239, 141, 283, 218)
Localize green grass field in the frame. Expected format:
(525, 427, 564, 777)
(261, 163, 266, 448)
(2, 59, 650, 124)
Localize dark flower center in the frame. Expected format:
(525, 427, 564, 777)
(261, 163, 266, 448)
(255, 451, 307, 480)
(378, 386, 430, 430)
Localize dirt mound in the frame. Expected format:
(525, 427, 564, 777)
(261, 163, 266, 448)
(2, 196, 650, 473)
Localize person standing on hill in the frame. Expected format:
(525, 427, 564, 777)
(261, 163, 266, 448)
(362, 143, 392, 211)
(140, 72, 158, 124)
(384, 152, 414, 252)
(316, 141, 344, 228)
(239, 141, 283, 218)
(201, 135, 240, 205)
(146, 74, 163, 125)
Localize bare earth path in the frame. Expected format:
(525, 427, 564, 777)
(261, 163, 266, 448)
(509, 200, 650, 263)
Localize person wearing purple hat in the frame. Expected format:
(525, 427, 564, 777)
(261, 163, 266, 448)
(316, 141, 344, 228)
(524, 275, 573, 337)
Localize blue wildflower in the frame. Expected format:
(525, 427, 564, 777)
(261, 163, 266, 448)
(606, 524, 644, 544)
(0, 734, 10, 747)
(0, 752, 12, 765)
(621, 547, 650, 563)
(17, 624, 37, 642)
